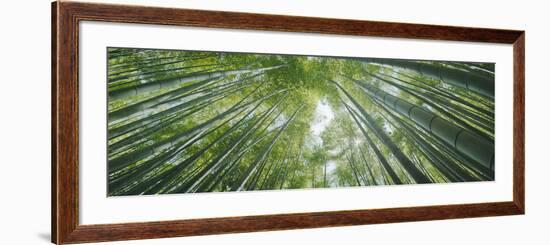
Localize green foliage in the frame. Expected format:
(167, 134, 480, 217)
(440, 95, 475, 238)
(107, 48, 495, 196)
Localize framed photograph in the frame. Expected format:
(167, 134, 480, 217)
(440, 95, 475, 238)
(52, 1, 525, 244)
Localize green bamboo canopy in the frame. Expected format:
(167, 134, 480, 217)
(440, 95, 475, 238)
(106, 48, 495, 196)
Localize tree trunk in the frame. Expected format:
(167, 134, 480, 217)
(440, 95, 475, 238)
(357, 81, 494, 175)
(333, 80, 431, 184)
(362, 58, 494, 98)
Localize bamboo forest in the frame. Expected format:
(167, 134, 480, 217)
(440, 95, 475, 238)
(107, 47, 495, 196)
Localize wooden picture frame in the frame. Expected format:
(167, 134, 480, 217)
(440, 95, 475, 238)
(52, 1, 525, 244)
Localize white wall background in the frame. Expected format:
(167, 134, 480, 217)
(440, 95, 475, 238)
(0, 0, 547, 244)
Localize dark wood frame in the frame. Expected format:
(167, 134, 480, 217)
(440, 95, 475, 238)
(52, 1, 525, 244)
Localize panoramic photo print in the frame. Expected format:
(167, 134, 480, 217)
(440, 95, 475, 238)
(107, 47, 495, 196)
